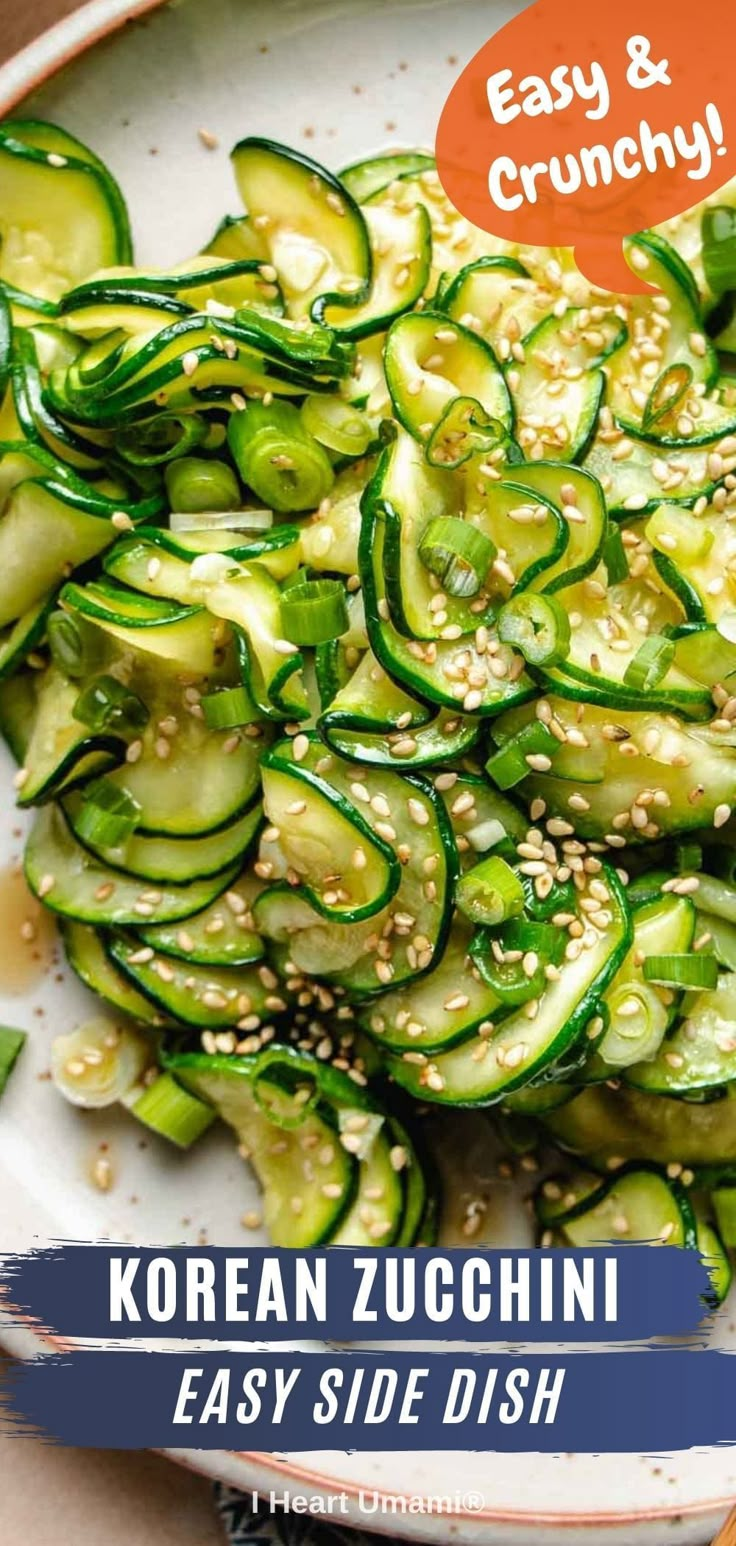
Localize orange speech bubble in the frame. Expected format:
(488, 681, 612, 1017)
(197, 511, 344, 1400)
(436, 0, 736, 294)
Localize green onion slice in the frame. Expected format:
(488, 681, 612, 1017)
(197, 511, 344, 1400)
(469, 931, 545, 1007)
(642, 363, 693, 432)
(425, 396, 509, 470)
(0, 1026, 26, 1098)
(643, 953, 719, 990)
(228, 400, 334, 514)
(76, 778, 142, 849)
(677, 843, 703, 874)
(165, 455, 241, 514)
(301, 394, 373, 456)
(252, 1054, 319, 1129)
(497, 593, 570, 666)
(130, 1073, 215, 1148)
(72, 674, 150, 733)
(202, 684, 259, 729)
(486, 722, 557, 791)
(280, 578, 348, 646)
(601, 526, 629, 585)
(418, 515, 496, 598)
(48, 610, 104, 679)
(598, 982, 668, 1067)
(455, 856, 524, 927)
(623, 633, 675, 691)
(702, 206, 736, 297)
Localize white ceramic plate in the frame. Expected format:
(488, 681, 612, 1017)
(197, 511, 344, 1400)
(0, 2, 734, 1540)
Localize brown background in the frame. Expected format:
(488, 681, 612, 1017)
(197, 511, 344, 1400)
(0, 0, 83, 62)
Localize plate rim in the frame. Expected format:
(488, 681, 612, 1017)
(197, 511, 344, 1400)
(0, 0, 733, 1534)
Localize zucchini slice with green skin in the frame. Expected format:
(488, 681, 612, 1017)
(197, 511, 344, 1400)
(11, 327, 106, 474)
(25, 803, 239, 926)
(534, 1168, 607, 1229)
(321, 202, 431, 341)
(16, 666, 125, 807)
(318, 649, 480, 768)
(510, 309, 624, 464)
(625, 973, 736, 1098)
(58, 256, 285, 337)
(437, 772, 526, 867)
(537, 572, 711, 721)
(697, 911, 736, 972)
(203, 214, 269, 263)
(387, 864, 630, 1106)
(361, 929, 501, 1054)
(103, 539, 309, 721)
(384, 311, 511, 445)
(168, 1051, 358, 1247)
(359, 462, 534, 718)
(0, 120, 131, 301)
(139, 874, 263, 967)
(0, 594, 54, 682)
(340, 150, 435, 204)
(695, 1211, 732, 1306)
(512, 463, 607, 594)
(109, 934, 289, 1031)
(64, 792, 261, 884)
(103, 713, 262, 839)
(260, 741, 400, 923)
(492, 696, 736, 842)
(121, 525, 301, 584)
(649, 493, 736, 627)
(593, 892, 695, 1071)
(329, 1124, 405, 1246)
(583, 427, 733, 516)
(606, 234, 731, 445)
(0, 671, 35, 763)
(61, 919, 165, 1026)
(230, 138, 371, 324)
(60, 579, 223, 676)
(555, 1165, 696, 1250)
(438, 256, 544, 355)
(544, 1082, 736, 1170)
(0, 479, 157, 630)
(256, 749, 456, 995)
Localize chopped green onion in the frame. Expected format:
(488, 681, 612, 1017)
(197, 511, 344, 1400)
(51, 1017, 151, 1108)
(702, 206, 736, 296)
(129, 1073, 215, 1148)
(425, 395, 509, 469)
(646, 504, 713, 565)
(503, 919, 563, 959)
(228, 400, 334, 513)
(601, 526, 629, 585)
(301, 394, 373, 456)
(486, 722, 557, 791)
(72, 674, 149, 733)
(643, 953, 719, 990)
(642, 363, 693, 432)
(280, 578, 348, 645)
(598, 981, 668, 1067)
(0, 1026, 26, 1097)
(75, 778, 141, 849)
(202, 684, 259, 729)
(455, 856, 524, 927)
(169, 506, 273, 534)
(418, 515, 496, 598)
(497, 593, 570, 666)
(623, 633, 675, 691)
(165, 456, 240, 513)
(48, 609, 104, 678)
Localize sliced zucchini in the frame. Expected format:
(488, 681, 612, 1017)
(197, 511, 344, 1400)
(0, 120, 131, 301)
(0, 595, 53, 682)
(16, 665, 125, 806)
(230, 138, 371, 323)
(511, 309, 624, 463)
(387, 865, 629, 1105)
(340, 150, 435, 203)
(384, 311, 511, 444)
(25, 803, 236, 926)
(559, 1165, 694, 1250)
(595, 893, 695, 1069)
(139, 873, 263, 967)
(544, 1082, 736, 1169)
(65, 792, 261, 883)
(60, 579, 223, 675)
(361, 928, 500, 1053)
(321, 202, 431, 340)
(110, 934, 288, 1030)
(61, 919, 164, 1026)
(169, 1050, 357, 1247)
(318, 648, 479, 767)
